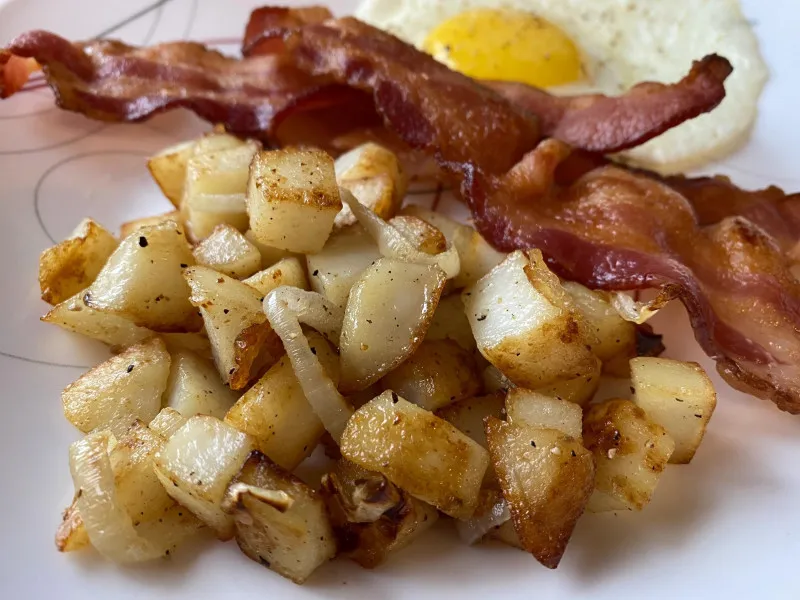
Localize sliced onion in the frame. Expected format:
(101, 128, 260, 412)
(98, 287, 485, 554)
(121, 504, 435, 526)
(264, 287, 353, 442)
(68, 431, 163, 563)
(340, 188, 461, 279)
(610, 290, 674, 324)
(455, 494, 511, 545)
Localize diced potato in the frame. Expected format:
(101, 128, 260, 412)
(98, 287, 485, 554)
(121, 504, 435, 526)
(39, 218, 118, 305)
(185, 266, 283, 389)
(380, 339, 482, 411)
(243, 257, 308, 297)
(164, 350, 240, 419)
(154, 416, 256, 539)
(463, 250, 599, 389)
(534, 360, 601, 406)
(183, 141, 261, 241)
(192, 131, 246, 156)
(83, 222, 201, 332)
(148, 407, 188, 439)
(631, 358, 717, 464)
(247, 148, 342, 253)
(340, 392, 489, 519)
(425, 293, 476, 350)
(321, 459, 438, 568)
(505, 388, 583, 440)
(160, 332, 212, 359)
(306, 224, 381, 309)
(339, 258, 446, 392)
(62, 337, 170, 435)
(119, 211, 181, 239)
(42, 291, 152, 348)
(224, 331, 339, 471)
(583, 399, 675, 511)
(334, 142, 407, 229)
(222, 452, 336, 583)
(244, 230, 294, 268)
(485, 417, 594, 569)
(192, 224, 262, 279)
(388, 216, 446, 255)
(451, 225, 506, 290)
(562, 281, 637, 376)
(147, 140, 196, 207)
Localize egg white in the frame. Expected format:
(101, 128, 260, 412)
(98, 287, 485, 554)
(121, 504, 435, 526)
(356, 0, 768, 174)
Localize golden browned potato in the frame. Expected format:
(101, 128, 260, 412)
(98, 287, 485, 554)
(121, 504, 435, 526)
(222, 451, 336, 583)
(339, 258, 446, 392)
(562, 281, 637, 376)
(83, 222, 201, 332)
(247, 148, 342, 254)
(334, 142, 407, 229)
(164, 350, 240, 419)
(306, 224, 381, 309)
(147, 140, 196, 207)
(631, 357, 717, 464)
(39, 218, 118, 305)
(243, 256, 309, 297)
(425, 293, 476, 351)
(154, 416, 257, 539)
(388, 215, 447, 255)
(184, 266, 283, 389)
(485, 417, 595, 568)
(119, 211, 182, 239)
(62, 337, 170, 436)
(192, 224, 262, 279)
(534, 361, 601, 407)
(463, 249, 599, 389)
(340, 391, 488, 519)
(320, 459, 438, 568)
(583, 399, 675, 512)
(224, 331, 339, 471)
(381, 339, 482, 411)
(505, 388, 583, 440)
(183, 141, 260, 241)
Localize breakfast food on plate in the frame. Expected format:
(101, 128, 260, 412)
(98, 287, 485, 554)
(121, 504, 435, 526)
(0, 0, 797, 587)
(355, 0, 769, 173)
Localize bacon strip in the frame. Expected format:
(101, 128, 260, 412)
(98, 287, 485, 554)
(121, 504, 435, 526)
(0, 53, 39, 98)
(283, 17, 800, 413)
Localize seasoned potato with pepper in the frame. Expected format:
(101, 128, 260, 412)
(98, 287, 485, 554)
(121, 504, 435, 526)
(583, 399, 675, 512)
(340, 391, 489, 519)
(192, 224, 262, 279)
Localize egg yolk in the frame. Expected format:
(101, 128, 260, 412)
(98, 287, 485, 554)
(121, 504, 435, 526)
(422, 8, 582, 88)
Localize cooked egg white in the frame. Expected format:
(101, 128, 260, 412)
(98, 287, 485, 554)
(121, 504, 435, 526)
(356, 0, 768, 174)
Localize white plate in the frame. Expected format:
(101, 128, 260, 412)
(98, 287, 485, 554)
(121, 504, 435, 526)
(0, 1, 797, 598)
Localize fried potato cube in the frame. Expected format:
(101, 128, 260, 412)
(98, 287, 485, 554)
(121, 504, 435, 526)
(306, 223, 381, 309)
(340, 392, 488, 519)
(334, 142, 407, 229)
(380, 339, 482, 411)
(583, 399, 675, 512)
(224, 331, 339, 471)
(154, 416, 256, 539)
(425, 293, 476, 350)
(147, 140, 196, 207)
(164, 350, 240, 419)
(83, 221, 201, 332)
(244, 229, 294, 269)
(505, 388, 583, 440)
(119, 211, 182, 239)
(222, 451, 336, 583)
(62, 337, 170, 436)
(320, 459, 438, 568)
(184, 266, 283, 389)
(485, 417, 594, 568)
(148, 407, 188, 439)
(631, 357, 717, 464)
(247, 148, 342, 254)
(243, 256, 308, 297)
(388, 215, 447, 255)
(463, 249, 599, 389)
(192, 224, 262, 279)
(534, 360, 601, 406)
(39, 218, 118, 305)
(183, 141, 260, 241)
(339, 258, 446, 392)
(562, 281, 637, 376)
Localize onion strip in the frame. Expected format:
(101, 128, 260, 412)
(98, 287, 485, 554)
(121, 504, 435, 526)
(455, 495, 511, 545)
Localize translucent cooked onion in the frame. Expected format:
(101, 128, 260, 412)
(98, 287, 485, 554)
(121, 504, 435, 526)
(340, 188, 461, 279)
(264, 287, 353, 441)
(610, 291, 672, 324)
(455, 495, 511, 545)
(68, 431, 163, 563)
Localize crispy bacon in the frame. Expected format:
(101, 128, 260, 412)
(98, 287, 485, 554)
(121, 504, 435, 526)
(243, 6, 332, 56)
(284, 17, 800, 413)
(0, 53, 39, 98)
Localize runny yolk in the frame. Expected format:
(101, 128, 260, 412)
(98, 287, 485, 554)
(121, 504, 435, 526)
(422, 8, 582, 88)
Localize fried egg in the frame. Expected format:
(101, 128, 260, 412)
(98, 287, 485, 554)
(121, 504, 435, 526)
(355, 0, 768, 174)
